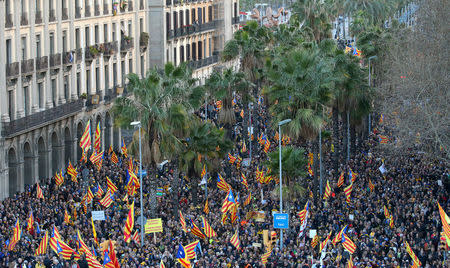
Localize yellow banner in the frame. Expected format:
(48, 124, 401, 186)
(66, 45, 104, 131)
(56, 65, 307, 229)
(145, 218, 163, 233)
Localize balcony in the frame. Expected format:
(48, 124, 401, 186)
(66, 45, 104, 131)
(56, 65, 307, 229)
(63, 51, 75, 65)
(75, 7, 82, 18)
(85, 46, 100, 62)
(232, 16, 240, 24)
(5, 14, 13, 28)
(6, 62, 20, 78)
(21, 59, 34, 75)
(198, 21, 216, 32)
(188, 55, 219, 70)
(85, 6, 91, 17)
(128, 1, 133, 11)
(36, 56, 49, 72)
(103, 4, 109, 15)
(49, 53, 61, 68)
(120, 37, 134, 52)
(75, 48, 83, 62)
(35, 11, 42, 24)
(103, 41, 118, 57)
(49, 9, 56, 22)
(20, 13, 28, 26)
(95, 5, 100, 16)
(62, 8, 68, 20)
(1, 99, 84, 138)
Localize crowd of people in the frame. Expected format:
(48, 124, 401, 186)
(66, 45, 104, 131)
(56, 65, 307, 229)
(0, 95, 448, 268)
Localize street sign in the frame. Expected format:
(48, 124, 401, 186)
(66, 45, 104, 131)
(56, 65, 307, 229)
(273, 213, 289, 229)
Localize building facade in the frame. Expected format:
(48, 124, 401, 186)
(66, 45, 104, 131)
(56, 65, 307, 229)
(0, 0, 239, 199)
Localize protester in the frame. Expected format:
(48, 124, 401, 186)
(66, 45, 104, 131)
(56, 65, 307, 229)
(0, 97, 448, 268)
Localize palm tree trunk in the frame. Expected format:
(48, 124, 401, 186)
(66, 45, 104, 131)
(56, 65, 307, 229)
(332, 107, 339, 173)
(312, 139, 319, 193)
(172, 169, 180, 216)
(350, 124, 356, 155)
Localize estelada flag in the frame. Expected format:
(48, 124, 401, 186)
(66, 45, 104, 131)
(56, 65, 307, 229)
(35, 231, 49, 256)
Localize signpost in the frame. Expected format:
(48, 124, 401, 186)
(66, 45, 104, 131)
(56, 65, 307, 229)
(273, 213, 289, 229)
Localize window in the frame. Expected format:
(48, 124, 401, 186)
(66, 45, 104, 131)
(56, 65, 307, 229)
(6, 39, 12, 64)
(8, 90, 14, 120)
(95, 67, 99, 93)
(140, 56, 144, 77)
(24, 86, 29, 116)
(197, 8, 202, 24)
(104, 65, 109, 89)
(120, 21, 125, 39)
(234, 2, 237, 18)
(192, 43, 196, 60)
(64, 76, 69, 100)
(49, 33, 54, 55)
(36, 0, 41, 13)
(191, 9, 196, 23)
(203, 38, 206, 59)
(129, 59, 133, 74)
(208, 6, 213, 22)
(21, 37, 27, 60)
(185, 10, 190, 25)
(104, 24, 108, 42)
(173, 11, 178, 29)
(62, 31, 67, 53)
(85, 26, 90, 47)
(180, 46, 184, 62)
(128, 20, 132, 36)
(113, 63, 117, 86)
(140, 18, 144, 32)
(202, 7, 205, 23)
(36, 35, 41, 58)
(75, 28, 81, 49)
(94, 25, 99, 44)
(37, 82, 43, 109)
(121, 60, 125, 86)
(112, 23, 116, 41)
(49, 0, 53, 11)
(209, 37, 212, 57)
(51, 79, 57, 107)
(6, 0, 11, 14)
(173, 48, 177, 66)
(77, 72, 81, 97)
(21, 0, 26, 14)
(86, 70, 91, 95)
(198, 41, 202, 60)
(186, 44, 190, 61)
(180, 12, 184, 27)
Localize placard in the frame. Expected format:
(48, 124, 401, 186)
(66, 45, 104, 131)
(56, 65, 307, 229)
(252, 242, 262, 248)
(145, 218, 163, 233)
(309, 229, 317, 239)
(91, 210, 105, 221)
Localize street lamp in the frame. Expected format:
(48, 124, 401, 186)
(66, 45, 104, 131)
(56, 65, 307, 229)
(130, 121, 144, 246)
(249, 102, 253, 161)
(368, 55, 377, 134)
(278, 118, 291, 251)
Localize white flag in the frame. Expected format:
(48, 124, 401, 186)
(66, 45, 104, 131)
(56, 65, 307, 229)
(379, 163, 386, 174)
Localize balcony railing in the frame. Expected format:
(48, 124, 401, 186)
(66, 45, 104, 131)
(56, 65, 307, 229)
(62, 8, 68, 20)
(120, 38, 134, 52)
(35, 11, 42, 24)
(168, 22, 217, 40)
(198, 21, 216, 32)
(36, 56, 48, 71)
(49, 53, 61, 68)
(1, 99, 85, 137)
(63, 51, 75, 65)
(85, 47, 98, 62)
(85, 6, 91, 17)
(128, 1, 133, 11)
(103, 4, 109, 15)
(21, 59, 34, 74)
(6, 14, 13, 28)
(188, 55, 219, 70)
(6, 62, 20, 78)
(75, 7, 82, 18)
(75, 48, 83, 62)
(49, 9, 56, 22)
(103, 41, 118, 56)
(232, 17, 240, 24)
(20, 13, 28, 26)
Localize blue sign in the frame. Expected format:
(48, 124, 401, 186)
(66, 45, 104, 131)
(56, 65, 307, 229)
(273, 213, 289, 229)
(137, 170, 147, 177)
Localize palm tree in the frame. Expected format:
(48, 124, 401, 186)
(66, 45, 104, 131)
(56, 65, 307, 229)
(265, 146, 308, 204)
(205, 68, 253, 134)
(291, 0, 333, 42)
(178, 119, 233, 205)
(222, 20, 272, 84)
(112, 62, 203, 213)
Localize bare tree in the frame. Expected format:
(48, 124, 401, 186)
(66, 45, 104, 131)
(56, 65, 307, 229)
(378, 0, 449, 163)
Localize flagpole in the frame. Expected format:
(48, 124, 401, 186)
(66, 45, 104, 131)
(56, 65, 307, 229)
(278, 119, 291, 251)
(131, 121, 144, 247)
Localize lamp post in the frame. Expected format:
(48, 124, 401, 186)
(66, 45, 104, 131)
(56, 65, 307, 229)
(278, 118, 291, 251)
(130, 121, 144, 246)
(368, 55, 377, 135)
(249, 102, 253, 161)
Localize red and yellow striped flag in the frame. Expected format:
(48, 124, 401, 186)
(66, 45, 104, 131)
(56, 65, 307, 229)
(79, 120, 91, 152)
(204, 199, 209, 214)
(319, 231, 332, 252)
(347, 255, 353, 268)
(76, 229, 91, 255)
(190, 219, 206, 240)
(311, 234, 319, 248)
(91, 217, 98, 246)
(7, 219, 21, 251)
(230, 229, 240, 249)
(323, 180, 331, 200)
(438, 202, 450, 246)
(160, 260, 166, 268)
(35, 231, 49, 256)
(200, 165, 206, 179)
(110, 151, 119, 164)
(179, 211, 188, 233)
(94, 122, 101, 152)
(99, 190, 114, 208)
(85, 251, 103, 268)
(64, 209, 71, 225)
(185, 240, 199, 259)
(106, 176, 118, 194)
(26, 211, 34, 233)
(344, 182, 353, 203)
(342, 234, 356, 254)
(337, 171, 344, 188)
(96, 183, 104, 199)
(261, 248, 272, 265)
(201, 216, 216, 238)
(54, 171, 64, 187)
(244, 192, 252, 206)
(368, 179, 374, 192)
(67, 161, 78, 182)
(123, 201, 135, 243)
(36, 183, 44, 199)
(132, 230, 140, 245)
